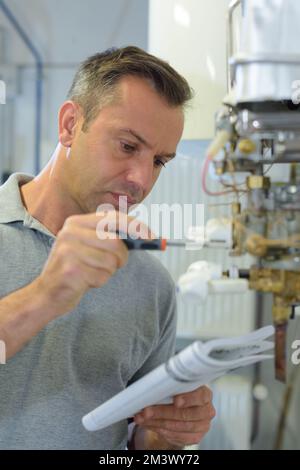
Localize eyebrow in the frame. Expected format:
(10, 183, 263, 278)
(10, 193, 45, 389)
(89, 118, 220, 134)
(119, 128, 176, 160)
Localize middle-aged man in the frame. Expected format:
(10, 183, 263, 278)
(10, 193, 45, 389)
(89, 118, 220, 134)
(0, 46, 215, 450)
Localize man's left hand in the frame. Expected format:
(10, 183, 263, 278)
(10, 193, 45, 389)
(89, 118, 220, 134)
(133, 386, 216, 449)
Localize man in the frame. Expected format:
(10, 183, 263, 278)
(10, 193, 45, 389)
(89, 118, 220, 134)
(0, 46, 215, 450)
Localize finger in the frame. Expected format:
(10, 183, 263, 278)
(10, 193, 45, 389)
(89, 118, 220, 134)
(135, 403, 216, 423)
(65, 212, 156, 240)
(58, 226, 108, 248)
(62, 240, 121, 273)
(146, 428, 209, 447)
(173, 386, 213, 408)
(65, 212, 135, 230)
(96, 211, 154, 239)
(58, 228, 129, 268)
(141, 418, 212, 434)
(62, 259, 117, 289)
(96, 235, 130, 268)
(126, 221, 157, 239)
(82, 264, 119, 288)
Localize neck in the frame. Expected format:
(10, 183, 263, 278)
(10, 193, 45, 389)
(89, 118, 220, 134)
(20, 144, 83, 235)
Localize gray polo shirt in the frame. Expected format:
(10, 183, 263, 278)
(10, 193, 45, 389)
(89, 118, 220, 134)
(0, 173, 177, 450)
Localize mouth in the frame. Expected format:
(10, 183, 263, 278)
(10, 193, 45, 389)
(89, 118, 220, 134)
(108, 192, 137, 207)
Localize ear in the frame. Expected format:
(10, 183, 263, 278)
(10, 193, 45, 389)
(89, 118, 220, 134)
(58, 101, 83, 147)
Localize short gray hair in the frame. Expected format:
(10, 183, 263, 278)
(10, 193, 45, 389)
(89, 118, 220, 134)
(67, 46, 193, 131)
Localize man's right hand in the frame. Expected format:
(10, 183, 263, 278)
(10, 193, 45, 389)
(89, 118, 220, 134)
(0, 210, 153, 359)
(36, 211, 146, 317)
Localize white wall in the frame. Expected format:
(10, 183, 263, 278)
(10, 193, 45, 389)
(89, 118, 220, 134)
(149, 0, 232, 140)
(0, 0, 149, 174)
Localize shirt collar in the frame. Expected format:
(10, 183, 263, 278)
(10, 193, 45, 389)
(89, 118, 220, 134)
(0, 173, 55, 238)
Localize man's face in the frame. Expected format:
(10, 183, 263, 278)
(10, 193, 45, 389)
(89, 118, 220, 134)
(60, 76, 184, 213)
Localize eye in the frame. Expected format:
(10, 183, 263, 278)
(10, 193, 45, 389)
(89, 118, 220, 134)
(154, 159, 166, 168)
(120, 142, 136, 153)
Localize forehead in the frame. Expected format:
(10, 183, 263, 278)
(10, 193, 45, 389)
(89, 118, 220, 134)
(94, 76, 184, 146)
(116, 75, 181, 114)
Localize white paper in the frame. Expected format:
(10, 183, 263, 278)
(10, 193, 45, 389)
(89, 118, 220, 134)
(82, 325, 274, 432)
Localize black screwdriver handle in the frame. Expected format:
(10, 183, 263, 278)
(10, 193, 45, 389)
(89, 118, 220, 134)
(122, 238, 167, 251)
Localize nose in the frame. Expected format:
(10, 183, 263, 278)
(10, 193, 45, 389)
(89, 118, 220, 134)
(125, 156, 154, 198)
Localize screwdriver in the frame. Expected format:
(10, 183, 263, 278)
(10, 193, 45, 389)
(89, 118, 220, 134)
(122, 237, 186, 251)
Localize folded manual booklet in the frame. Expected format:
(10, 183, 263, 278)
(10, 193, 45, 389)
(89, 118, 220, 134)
(82, 325, 274, 432)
